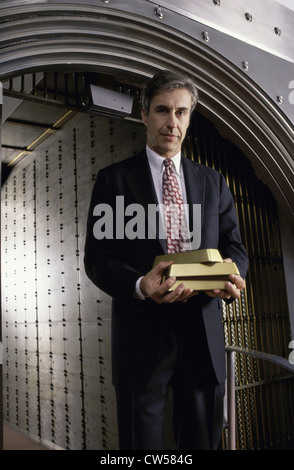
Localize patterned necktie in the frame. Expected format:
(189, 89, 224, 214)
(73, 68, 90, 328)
(162, 158, 189, 254)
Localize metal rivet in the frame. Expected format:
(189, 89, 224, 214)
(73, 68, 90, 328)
(242, 61, 249, 71)
(277, 95, 283, 104)
(154, 6, 164, 19)
(202, 32, 210, 42)
(274, 27, 281, 36)
(101, 0, 109, 3)
(245, 13, 253, 22)
(212, 0, 220, 5)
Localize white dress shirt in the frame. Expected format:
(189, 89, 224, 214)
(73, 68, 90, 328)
(146, 145, 188, 205)
(134, 146, 189, 299)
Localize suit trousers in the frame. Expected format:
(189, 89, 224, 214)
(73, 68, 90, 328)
(115, 321, 225, 450)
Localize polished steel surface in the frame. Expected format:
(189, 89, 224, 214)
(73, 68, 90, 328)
(0, 0, 293, 229)
(148, 0, 294, 62)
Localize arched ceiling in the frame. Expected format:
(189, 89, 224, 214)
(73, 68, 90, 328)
(0, 0, 293, 231)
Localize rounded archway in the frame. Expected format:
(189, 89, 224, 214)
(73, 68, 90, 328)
(1, 1, 294, 451)
(0, 1, 293, 230)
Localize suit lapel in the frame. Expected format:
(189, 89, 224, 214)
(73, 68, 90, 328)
(124, 149, 158, 206)
(182, 155, 204, 205)
(181, 156, 204, 247)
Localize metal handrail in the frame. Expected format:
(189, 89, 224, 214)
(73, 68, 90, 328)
(225, 346, 294, 450)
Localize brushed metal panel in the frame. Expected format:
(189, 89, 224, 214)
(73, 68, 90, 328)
(78, 295, 100, 323)
(26, 366, 39, 386)
(83, 400, 101, 419)
(147, 0, 294, 62)
(65, 356, 82, 374)
(38, 323, 51, 354)
(98, 320, 112, 361)
(65, 373, 82, 395)
(26, 326, 39, 354)
(66, 391, 84, 412)
(39, 353, 52, 371)
(39, 368, 52, 387)
(63, 322, 82, 358)
(97, 294, 112, 322)
(99, 358, 112, 383)
(26, 374, 40, 398)
(15, 325, 27, 352)
(50, 322, 65, 356)
(83, 375, 100, 397)
(81, 321, 100, 358)
(52, 369, 66, 389)
(26, 351, 38, 369)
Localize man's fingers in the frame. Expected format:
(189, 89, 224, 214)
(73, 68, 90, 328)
(205, 273, 245, 300)
(155, 278, 184, 302)
(144, 260, 199, 304)
(153, 260, 173, 275)
(155, 275, 176, 296)
(229, 273, 245, 290)
(154, 278, 196, 303)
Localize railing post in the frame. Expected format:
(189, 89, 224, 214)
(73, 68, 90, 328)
(227, 349, 236, 450)
(225, 345, 294, 450)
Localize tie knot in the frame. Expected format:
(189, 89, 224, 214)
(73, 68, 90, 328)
(163, 158, 172, 169)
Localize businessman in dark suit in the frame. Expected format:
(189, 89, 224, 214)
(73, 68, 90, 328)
(84, 70, 248, 450)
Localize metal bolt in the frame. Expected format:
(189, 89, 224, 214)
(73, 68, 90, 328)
(202, 32, 210, 42)
(277, 95, 283, 104)
(101, 0, 110, 3)
(274, 27, 281, 36)
(245, 13, 253, 22)
(154, 6, 164, 19)
(242, 61, 249, 71)
(212, 0, 220, 5)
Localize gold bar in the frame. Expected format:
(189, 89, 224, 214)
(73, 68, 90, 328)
(153, 248, 223, 267)
(156, 253, 239, 291)
(166, 279, 230, 291)
(165, 262, 239, 278)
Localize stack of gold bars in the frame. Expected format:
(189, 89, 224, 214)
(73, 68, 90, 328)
(153, 249, 239, 291)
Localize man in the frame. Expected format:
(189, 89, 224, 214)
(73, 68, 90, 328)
(84, 70, 248, 450)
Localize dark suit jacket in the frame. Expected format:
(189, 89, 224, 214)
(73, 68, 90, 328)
(84, 149, 248, 392)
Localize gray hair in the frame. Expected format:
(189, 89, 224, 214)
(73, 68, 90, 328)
(140, 70, 199, 116)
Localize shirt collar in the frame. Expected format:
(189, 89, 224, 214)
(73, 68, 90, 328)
(146, 145, 182, 176)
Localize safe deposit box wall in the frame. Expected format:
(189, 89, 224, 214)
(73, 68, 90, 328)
(1, 112, 146, 450)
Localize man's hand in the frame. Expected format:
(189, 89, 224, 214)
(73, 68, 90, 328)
(205, 258, 245, 300)
(140, 261, 198, 304)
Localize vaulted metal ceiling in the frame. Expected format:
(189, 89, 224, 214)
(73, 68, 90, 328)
(0, 0, 293, 228)
(1, 71, 142, 174)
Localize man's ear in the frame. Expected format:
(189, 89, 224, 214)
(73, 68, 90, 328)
(141, 109, 148, 126)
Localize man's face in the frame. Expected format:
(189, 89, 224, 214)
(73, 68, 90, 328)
(141, 88, 192, 158)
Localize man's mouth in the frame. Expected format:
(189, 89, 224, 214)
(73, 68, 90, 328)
(162, 134, 178, 139)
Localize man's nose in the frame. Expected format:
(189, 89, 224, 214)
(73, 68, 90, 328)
(166, 113, 177, 129)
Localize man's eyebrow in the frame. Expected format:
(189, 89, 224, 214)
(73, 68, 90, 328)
(177, 107, 190, 112)
(154, 104, 169, 110)
(154, 105, 189, 111)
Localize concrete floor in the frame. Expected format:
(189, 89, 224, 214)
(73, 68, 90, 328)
(3, 425, 47, 450)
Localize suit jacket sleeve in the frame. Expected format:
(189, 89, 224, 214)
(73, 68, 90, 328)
(217, 172, 248, 280)
(84, 167, 144, 303)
